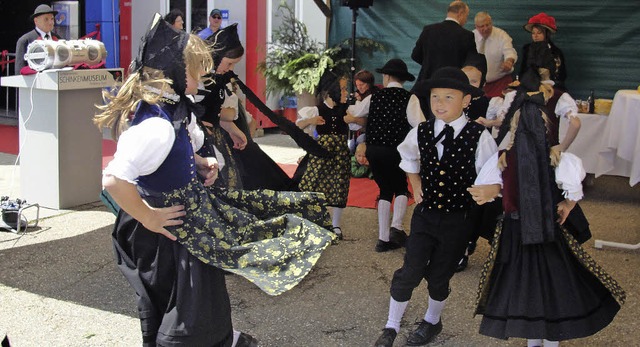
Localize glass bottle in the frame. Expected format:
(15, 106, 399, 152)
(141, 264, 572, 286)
(587, 90, 595, 114)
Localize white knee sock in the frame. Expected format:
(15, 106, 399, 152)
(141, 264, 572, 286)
(331, 207, 344, 229)
(527, 339, 543, 347)
(423, 296, 446, 324)
(378, 200, 391, 241)
(231, 330, 241, 347)
(385, 297, 409, 333)
(543, 340, 559, 347)
(391, 195, 408, 230)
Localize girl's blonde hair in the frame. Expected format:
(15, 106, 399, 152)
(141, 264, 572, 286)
(94, 33, 213, 140)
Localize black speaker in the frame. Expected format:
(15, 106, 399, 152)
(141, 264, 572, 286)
(341, 0, 373, 9)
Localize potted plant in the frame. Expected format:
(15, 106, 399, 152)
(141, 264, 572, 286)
(258, 2, 384, 110)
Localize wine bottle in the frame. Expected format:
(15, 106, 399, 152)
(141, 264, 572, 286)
(587, 90, 595, 114)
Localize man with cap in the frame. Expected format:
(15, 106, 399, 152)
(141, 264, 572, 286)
(364, 58, 425, 253)
(411, 1, 476, 82)
(373, 67, 497, 347)
(15, 4, 61, 74)
(198, 8, 223, 40)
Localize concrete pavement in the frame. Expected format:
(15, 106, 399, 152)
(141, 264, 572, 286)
(1, 130, 639, 346)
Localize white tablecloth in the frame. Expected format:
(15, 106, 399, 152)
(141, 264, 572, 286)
(595, 90, 640, 186)
(560, 112, 608, 174)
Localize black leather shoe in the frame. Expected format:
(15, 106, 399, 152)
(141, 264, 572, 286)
(236, 332, 259, 347)
(455, 255, 469, 273)
(332, 227, 344, 240)
(406, 320, 442, 346)
(467, 240, 477, 255)
(389, 227, 408, 246)
(375, 239, 401, 252)
(373, 328, 397, 347)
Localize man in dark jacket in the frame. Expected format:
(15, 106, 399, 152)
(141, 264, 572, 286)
(411, 1, 477, 82)
(15, 4, 60, 74)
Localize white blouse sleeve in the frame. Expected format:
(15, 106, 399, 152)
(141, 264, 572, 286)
(296, 106, 319, 124)
(406, 95, 427, 128)
(187, 113, 204, 152)
(474, 151, 503, 186)
(555, 92, 579, 119)
(555, 152, 586, 201)
(498, 90, 516, 119)
(221, 91, 239, 120)
(103, 117, 175, 184)
(475, 130, 499, 173)
(486, 96, 504, 120)
(347, 94, 371, 117)
(397, 126, 421, 174)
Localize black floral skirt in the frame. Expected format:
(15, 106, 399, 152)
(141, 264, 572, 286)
(162, 179, 335, 296)
(298, 134, 350, 208)
(475, 216, 625, 341)
(197, 124, 243, 190)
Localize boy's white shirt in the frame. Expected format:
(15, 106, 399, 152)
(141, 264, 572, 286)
(397, 114, 498, 175)
(346, 94, 372, 131)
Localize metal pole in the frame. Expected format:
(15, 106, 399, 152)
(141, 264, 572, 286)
(350, 7, 358, 95)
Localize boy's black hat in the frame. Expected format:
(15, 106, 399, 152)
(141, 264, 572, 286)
(375, 58, 415, 82)
(412, 66, 483, 98)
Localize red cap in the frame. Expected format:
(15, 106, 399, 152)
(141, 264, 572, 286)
(524, 12, 557, 33)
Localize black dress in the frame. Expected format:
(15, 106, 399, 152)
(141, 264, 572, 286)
(475, 147, 624, 341)
(298, 102, 351, 208)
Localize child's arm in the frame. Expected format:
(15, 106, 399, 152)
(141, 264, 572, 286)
(220, 120, 247, 150)
(194, 154, 219, 186)
(103, 175, 182, 240)
(554, 151, 586, 224)
(344, 113, 368, 126)
(397, 127, 422, 202)
(407, 173, 423, 204)
(219, 88, 239, 122)
(296, 106, 325, 130)
(553, 92, 581, 153)
(468, 146, 502, 205)
(556, 199, 576, 225)
(468, 184, 501, 205)
(406, 94, 426, 127)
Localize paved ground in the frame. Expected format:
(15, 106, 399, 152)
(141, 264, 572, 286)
(1, 130, 639, 346)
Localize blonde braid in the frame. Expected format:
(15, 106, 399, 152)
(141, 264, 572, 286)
(498, 110, 521, 171)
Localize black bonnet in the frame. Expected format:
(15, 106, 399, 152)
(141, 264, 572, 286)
(132, 13, 190, 94)
(210, 23, 243, 65)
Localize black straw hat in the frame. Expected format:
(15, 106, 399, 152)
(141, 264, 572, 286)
(30, 4, 58, 20)
(375, 58, 415, 82)
(412, 66, 483, 98)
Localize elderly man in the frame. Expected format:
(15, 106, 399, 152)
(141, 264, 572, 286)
(411, 1, 477, 82)
(197, 8, 223, 40)
(473, 11, 518, 97)
(15, 4, 60, 74)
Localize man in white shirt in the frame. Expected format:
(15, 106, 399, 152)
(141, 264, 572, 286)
(473, 11, 517, 98)
(14, 4, 60, 74)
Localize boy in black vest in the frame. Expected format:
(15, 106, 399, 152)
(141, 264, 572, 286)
(374, 67, 498, 347)
(365, 58, 425, 252)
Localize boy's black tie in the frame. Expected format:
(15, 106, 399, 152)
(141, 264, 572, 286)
(432, 124, 454, 147)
